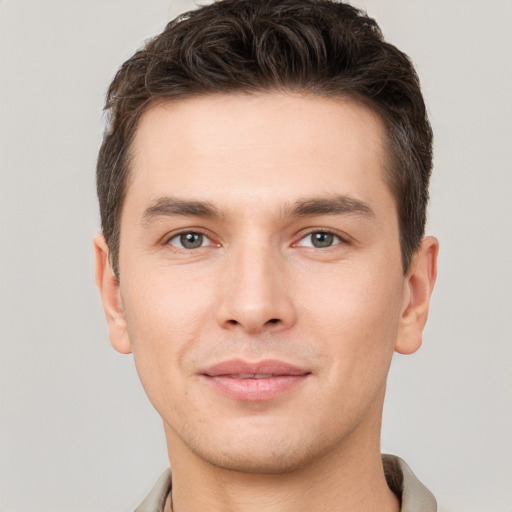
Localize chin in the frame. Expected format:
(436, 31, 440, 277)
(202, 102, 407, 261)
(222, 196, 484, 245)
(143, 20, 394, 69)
(197, 443, 315, 475)
(182, 421, 337, 475)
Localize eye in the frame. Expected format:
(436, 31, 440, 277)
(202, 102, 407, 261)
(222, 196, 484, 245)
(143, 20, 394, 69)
(296, 231, 342, 248)
(168, 231, 211, 249)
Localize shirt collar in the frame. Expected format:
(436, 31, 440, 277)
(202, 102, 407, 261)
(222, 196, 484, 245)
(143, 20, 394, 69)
(383, 454, 437, 512)
(135, 455, 436, 512)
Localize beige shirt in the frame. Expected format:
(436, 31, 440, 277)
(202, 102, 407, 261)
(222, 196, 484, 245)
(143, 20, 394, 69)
(134, 454, 437, 512)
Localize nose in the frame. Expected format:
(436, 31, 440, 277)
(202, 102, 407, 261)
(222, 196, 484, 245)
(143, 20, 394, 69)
(215, 241, 296, 334)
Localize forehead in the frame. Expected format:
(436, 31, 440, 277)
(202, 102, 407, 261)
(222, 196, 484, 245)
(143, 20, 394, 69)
(126, 93, 393, 218)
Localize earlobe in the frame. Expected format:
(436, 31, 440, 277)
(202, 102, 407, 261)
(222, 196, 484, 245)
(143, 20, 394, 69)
(94, 234, 132, 354)
(395, 236, 439, 355)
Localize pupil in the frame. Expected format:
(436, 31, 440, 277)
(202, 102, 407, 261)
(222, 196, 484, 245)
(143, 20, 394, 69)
(312, 232, 333, 248)
(180, 233, 203, 249)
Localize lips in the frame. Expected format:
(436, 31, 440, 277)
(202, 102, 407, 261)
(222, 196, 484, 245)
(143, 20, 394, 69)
(200, 359, 311, 401)
(225, 374, 280, 379)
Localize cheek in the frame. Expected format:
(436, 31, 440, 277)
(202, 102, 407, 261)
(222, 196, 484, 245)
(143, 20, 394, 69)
(122, 263, 215, 341)
(299, 256, 403, 326)
(298, 261, 404, 377)
(119, 268, 215, 400)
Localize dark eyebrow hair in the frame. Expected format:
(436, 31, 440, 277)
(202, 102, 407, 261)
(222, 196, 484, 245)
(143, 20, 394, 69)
(140, 194, 374, 225)
(286, 195, 375, 218)
(141, 196, 220, 224)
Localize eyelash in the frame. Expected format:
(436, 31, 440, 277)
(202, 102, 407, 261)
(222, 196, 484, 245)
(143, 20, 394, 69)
(165, 230, 217, 250)
(164, 228, 349, 251)
(293, 229, 348, 249)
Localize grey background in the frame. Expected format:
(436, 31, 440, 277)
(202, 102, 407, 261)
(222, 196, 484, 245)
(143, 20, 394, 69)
(1, 0, 511, 510)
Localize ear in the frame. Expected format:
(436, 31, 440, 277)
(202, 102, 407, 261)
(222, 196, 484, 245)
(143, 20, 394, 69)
(94, 234, 132, 354)
(395, 236, 439, 355)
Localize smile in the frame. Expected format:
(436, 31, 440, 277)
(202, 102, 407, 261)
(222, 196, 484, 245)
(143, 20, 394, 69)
(200, 359, 311, 401)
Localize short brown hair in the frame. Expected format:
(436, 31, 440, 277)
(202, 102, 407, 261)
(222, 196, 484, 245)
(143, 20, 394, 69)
(97, 0, 433, 278)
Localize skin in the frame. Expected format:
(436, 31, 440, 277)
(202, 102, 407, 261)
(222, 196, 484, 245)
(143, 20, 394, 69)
(95, 93, 438, 512)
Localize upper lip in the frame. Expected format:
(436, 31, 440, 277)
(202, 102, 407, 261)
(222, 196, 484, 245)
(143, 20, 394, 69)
(201, 359, 310, 377)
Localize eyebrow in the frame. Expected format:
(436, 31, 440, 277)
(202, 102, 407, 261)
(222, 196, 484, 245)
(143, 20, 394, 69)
(140, 194, 375, 224)
(141, 197, 221, 224)
(285, 195, 375, 219)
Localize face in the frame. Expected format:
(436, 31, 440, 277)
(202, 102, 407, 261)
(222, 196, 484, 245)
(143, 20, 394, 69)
(96, 93, 437, 474)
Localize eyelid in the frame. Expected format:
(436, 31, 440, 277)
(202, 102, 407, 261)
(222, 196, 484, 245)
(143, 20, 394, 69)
(163, 228, 219, 249)
(292, 228, 350, 248)
(161, 227, 351, 249)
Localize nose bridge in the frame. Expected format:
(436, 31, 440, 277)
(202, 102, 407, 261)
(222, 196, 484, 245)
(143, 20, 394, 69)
(216, 234, 294, 332)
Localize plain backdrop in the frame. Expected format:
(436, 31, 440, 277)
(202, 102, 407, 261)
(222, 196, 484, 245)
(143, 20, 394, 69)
(1, 1, 511, 511)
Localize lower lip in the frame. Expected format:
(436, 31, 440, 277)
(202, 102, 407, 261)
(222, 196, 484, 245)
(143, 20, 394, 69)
(203, 374, 309, 401)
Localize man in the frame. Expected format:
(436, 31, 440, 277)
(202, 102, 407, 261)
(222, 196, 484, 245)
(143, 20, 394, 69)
(94, 0, 438, 510)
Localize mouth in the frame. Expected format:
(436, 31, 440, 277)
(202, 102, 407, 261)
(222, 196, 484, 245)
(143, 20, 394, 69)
(200, 359, 311, 401)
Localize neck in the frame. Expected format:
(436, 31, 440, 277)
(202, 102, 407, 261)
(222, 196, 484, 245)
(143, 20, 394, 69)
(164, 398, 399, 512)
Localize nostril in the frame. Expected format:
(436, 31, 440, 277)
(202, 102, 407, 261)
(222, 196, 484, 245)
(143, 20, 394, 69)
(267, 318, 280, 324)
(228, 319, 239, 325)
